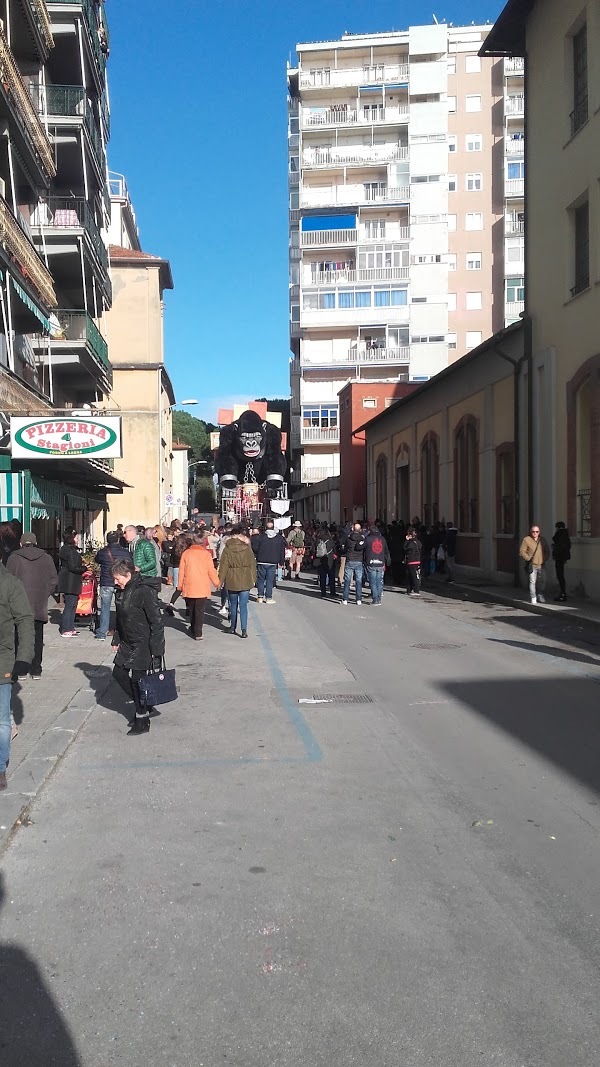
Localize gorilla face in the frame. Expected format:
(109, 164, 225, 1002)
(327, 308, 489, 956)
(240, 427, 266, 460)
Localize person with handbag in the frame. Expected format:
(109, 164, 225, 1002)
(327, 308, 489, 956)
(57, 531, 86, 637)
(519, 523, 550, 604)
(94, 531, 130, 640)
(110, 557, 165, 735)
(177, 534, 220, 640)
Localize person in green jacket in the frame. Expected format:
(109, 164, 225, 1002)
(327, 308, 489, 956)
(124, 525, 160, 591)
(0, 564, 34, 790)
(217, 526, 256, 638)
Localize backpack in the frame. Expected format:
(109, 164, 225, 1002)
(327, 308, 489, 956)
(316, 538, 329, 559)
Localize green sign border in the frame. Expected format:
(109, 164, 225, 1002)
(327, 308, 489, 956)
(14, 419, 118, 458)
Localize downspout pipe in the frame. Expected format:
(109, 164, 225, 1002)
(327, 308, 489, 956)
(493, 340, 529, 587)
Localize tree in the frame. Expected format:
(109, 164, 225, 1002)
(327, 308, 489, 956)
(194, 475, 215, 512)
(172, 411, 215, 462)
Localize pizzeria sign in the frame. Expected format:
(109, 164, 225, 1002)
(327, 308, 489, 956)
(10, 416, 122, 459)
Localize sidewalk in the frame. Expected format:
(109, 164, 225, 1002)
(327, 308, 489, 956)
(421, 572, 600, 628)
(0, 605, 116, 854)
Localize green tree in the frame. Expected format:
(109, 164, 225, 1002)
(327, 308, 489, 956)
(194, 475, 215, 512)
(172, 411, 215, 462)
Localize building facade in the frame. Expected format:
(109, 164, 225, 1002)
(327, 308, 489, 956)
(288, 23, 525, 502)
(483, 0, 600, 599)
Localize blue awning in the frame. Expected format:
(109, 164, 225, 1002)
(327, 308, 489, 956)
(301, 214, 356, 231)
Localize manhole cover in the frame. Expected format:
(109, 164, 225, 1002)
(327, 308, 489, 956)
(299, 694, 374, 705)
(410, 643, 465, 650)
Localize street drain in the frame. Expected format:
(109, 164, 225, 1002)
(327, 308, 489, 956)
(299, 694, 374, 705)
(410, 643, 464, 650)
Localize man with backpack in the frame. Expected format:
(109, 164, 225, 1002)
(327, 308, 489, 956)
(287, 521, 305, 581)
(315, 522, 337, 599)
(341, 522, 366, 605)
(363, 523, 391, 605)
(255, 519, 286, 604)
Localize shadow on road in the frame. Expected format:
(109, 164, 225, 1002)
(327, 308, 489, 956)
(0, 872, 81, 1066)
(439, 677, 600, 796)
(486, 637, 600, 669)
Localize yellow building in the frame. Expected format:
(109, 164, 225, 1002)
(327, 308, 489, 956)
(363, 322, 525, 582)
(482, 0, 600, 598)
(104, 244, 175, 528)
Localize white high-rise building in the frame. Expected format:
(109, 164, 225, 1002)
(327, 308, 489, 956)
(288, 24, 523, 489)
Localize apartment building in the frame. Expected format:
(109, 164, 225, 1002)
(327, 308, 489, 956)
(0, 0, 122, 548)
(288, 23, 525, 496)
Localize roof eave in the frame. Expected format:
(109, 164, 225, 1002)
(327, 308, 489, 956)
(479, 0, 534, 57)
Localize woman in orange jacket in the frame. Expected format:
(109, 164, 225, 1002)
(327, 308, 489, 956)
(177, 536, 220, 640)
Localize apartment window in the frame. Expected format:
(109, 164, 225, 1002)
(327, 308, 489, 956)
(466, 212, 483, 230)
(466, 173, 482, 191)
(412, 254, 442, 264)
(302, 406, 338, 428)
(572, 199, 590, 296)
(358, 245, 408, 270)
(448, 96, 456, 112)
(411, 334, 445, 343)
(448, 213, 457, 232)
(447, 55, 456, 74)
(448, 332, 457, 349)
(447, 293, 457, 311)
(507, 161, 524, 180)
(448, 174, 456, 192)
(364, 219, 386, 239)
(465, 55, 481, 73)
(506, 241, 524, 263)
(411, 174, 442, 184)
(363, 398, 377, 409)
(448, 135, 457, 153)
(466, 291, 482, 310)
(448, 253, 456, 271)
(506, 276, 525, 302)
(290, 190, 299, 210)
(466, 134, 482, 152)
(466, 331, 482, 348)
(363, 103, 385, 122)
(571, 23, 588, 135)
(466, 252, 482, 270)
(466, 94, 482, 112)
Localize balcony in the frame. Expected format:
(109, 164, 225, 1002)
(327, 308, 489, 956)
(301, 106, 409, 129)
(301, 303, 409, 329)
(301, 185, 409, 209)
(34, 309, 111, 388)
(505, 178, 524, 197)
(31, 197, 109, 273)
(505, 217, 524, 236)
(34, 84, 105, 175)
(301, 426, 340, 444)
(0, 22, 55, 182)
(290, 357, 301, 375)
(301, 228, 357, 247)
(302, 145, 408, 169)
(304, 266, 409, 287)
(26, 0, 55, 55)
(301, 466, 337, 484)
(505, 137, 525, 155)
(504, 57, 524, 75)
(50, 0, 108, 85)
(505, 94, 524, 116)
(0, 196, 56, 308)
(505, 300, 524, 318)
(301, 347, 410, 368)
(299, 64, 409, 90)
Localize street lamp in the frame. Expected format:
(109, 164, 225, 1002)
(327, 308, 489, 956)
(178, 399, 198, 407)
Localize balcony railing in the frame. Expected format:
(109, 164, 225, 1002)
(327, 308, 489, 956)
(301, 228, 357, 247)
(577, 489, 591, 537)
(504, 57, 524, 75)
(302, 466, 337, 484)
(505, 300, 524, 318)
(301, 185, 409, 209)
(570, 98, 588, 137)
(51, 0, 108, 82)
(299, 64, 409, 90)
(31, 197, 108, 271)
(301, 426, 340, 444)
(505, 178, 524, 196)
(505, 94, 524, 116)
(305, 266, 409, 286)
(53, 309, 110, 372)
(0, 23, 55, 179)
(302, 106, 409, 128)
(302, 145, 408, 168)
(505, 218, 524, 236)
(300, 347, 407, 367)
(32, 83, 105, 172)
(505, 137, 525, 155)
(0, 196, 57, 308)
(27, 0, 54, 51)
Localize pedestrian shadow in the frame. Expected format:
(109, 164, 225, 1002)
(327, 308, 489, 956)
(438, 676, 600, 796)
(0, 872, 81, 1066)
(72, 661, 130, 721)
(487, 637, 600, 669)
(10, 682, 24, 727)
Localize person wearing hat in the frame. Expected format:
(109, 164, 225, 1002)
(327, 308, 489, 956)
(286, 521, 305, 581)
(6, 532, 57, 678)
(94, 531, 131, 640)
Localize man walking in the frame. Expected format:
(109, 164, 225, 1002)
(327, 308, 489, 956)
(443, 521, 458, 584)
(123, 524, 160, 591)
(520, 523, 550, 604)
(94, 531, 130, 640)
(6, 532, 57, 677)
(363, 523, 391, 605)
(552, 521, 571, 602)
(255, 519, 286, 604)
(286, 521, 305, 581)
(316, 522, 337, 599)
(0, 563, 34, 788)
(341, 522, 366, 605)
(404, 526, 422, 598)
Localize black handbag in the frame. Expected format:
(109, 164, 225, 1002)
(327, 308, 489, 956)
(138, 659, 177, 707)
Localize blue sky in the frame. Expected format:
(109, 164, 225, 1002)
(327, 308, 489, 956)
(107, 0, 503, 423)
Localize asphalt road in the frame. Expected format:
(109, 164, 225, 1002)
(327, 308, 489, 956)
(1, 574, 600, 1067)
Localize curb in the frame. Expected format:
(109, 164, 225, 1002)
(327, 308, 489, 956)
(0, 655, 115, 857)
(422, 578, 600, 629)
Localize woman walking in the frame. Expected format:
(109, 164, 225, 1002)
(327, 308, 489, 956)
(58, 531, 86, 636)
(111, 558, 165, 735)
(218, 525, 256, 638)
(178, 535, 220, 640)
(164, 532, 193, 616)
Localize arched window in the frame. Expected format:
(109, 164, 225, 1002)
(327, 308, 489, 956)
(421, 432, 439, 527)
(455, 416, 479, 532)
(376, 455, 388, 520)
(395, 444, 410, 521)
(567, 357, 600, 537)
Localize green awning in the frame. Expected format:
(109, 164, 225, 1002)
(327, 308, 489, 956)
(10, 276, 51, 332)
(30, 475, 63, 519)
(65, 492, 88, 510)
(87, 497, 108, 512)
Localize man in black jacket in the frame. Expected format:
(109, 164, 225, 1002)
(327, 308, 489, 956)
(6, 532, 57, 677)
(110, 558, 165, 735)
(404, 526, 422, 597)
(94, 532, 130, 640)
(443, 521, 458, 584)
(315, 522, 337, 599)
(255, 520, 286, 603)
(341, 522, 366, 605)
(364, 525, 391, 605)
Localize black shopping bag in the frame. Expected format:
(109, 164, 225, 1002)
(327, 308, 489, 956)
(138, 661, 177, 707)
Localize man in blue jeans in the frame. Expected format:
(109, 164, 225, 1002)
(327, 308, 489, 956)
(341, 522, 366, 605)
(363, 523, 391, 605)
(0, 564, 34, 790)
(94, 531, 130, 639)
(254, 519, 286, 604)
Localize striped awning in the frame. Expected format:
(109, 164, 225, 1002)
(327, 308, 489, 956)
(0, 471, 24, 520)
(10, 277, 51, 333)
